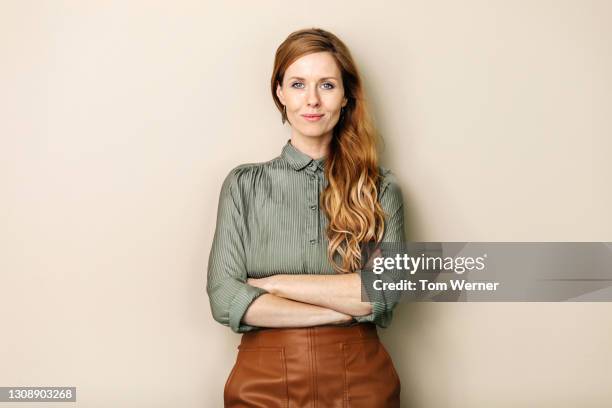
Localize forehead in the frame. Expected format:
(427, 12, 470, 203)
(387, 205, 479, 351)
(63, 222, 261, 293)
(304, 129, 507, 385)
(285, 51, 341, 79)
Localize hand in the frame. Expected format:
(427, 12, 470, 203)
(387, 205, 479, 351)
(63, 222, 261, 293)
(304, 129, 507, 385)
(364, 247, 382, 269)
(330, 310, 355, 325)
(247, 276, 274, 293)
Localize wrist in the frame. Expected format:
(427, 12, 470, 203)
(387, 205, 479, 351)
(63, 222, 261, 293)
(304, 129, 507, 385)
(265, 275, 281, 296)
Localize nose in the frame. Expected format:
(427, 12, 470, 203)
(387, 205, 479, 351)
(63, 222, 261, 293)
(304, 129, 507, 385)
(306, 85, 320, 107)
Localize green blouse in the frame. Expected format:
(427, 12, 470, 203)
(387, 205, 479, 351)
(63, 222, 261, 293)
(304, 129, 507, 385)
(206, 140, 405, 333)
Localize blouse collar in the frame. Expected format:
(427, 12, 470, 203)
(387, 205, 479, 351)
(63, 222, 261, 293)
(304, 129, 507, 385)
(281, 140, 326, 172)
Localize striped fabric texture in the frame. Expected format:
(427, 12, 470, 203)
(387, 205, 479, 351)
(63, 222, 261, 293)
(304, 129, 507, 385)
(206, 140, 406, 333)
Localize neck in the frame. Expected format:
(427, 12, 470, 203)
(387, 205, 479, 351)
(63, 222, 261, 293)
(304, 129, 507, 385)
(290, 131, 332, 160)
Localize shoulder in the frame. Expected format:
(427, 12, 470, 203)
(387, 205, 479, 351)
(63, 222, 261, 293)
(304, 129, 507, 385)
(221, 156, 285, 193)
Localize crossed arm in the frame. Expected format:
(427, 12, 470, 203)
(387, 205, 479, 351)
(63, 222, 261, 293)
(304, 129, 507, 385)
(207, 169, 403, 332)
(242, 273, 373, 328)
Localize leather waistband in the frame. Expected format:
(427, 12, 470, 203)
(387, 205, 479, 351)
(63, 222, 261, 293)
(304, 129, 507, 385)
(239, 323, 378, 349)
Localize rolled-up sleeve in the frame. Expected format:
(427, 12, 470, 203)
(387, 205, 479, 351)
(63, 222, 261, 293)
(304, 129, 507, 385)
(353, 170, 405, 327)
(206, 170, 268, 333)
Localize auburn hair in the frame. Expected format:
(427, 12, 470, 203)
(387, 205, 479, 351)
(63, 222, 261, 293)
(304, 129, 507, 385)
(271, 28, 386, 274)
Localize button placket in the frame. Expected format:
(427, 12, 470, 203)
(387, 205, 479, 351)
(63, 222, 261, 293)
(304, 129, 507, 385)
(307, 168, 319, 245)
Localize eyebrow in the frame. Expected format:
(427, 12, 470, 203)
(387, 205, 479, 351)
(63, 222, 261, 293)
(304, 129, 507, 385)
(287, 76, 340, 82)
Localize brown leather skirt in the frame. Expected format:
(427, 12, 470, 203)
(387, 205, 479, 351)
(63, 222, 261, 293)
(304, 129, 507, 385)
(224, 323, 400, 408)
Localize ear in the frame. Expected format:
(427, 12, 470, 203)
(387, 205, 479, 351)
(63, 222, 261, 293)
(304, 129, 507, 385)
(342, 97, 348, 108)
(276, 82, 285, 105)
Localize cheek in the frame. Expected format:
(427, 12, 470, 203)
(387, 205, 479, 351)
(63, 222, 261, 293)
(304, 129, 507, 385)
(323, 96, 344, 110)
(286, 101, 303, 112)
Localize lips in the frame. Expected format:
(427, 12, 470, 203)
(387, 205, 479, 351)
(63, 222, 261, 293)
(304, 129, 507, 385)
(302, 114, 324, 122)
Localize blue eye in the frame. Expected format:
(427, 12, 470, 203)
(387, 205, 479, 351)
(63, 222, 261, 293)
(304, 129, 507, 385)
(290, 82, 335, 90)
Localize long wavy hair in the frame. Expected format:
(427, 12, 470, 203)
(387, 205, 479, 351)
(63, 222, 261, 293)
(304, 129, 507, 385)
(271, 28, 386, 274)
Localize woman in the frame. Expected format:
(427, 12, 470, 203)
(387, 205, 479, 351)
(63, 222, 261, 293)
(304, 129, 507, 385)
(207, 28, 405, 407)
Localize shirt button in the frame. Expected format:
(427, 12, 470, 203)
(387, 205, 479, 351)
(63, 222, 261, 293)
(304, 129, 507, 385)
(310, 205, 317, 210)
(309, 239, 317, 245)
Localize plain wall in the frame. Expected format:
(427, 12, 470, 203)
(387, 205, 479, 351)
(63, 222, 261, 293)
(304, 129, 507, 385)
(1, 1, 611, 407)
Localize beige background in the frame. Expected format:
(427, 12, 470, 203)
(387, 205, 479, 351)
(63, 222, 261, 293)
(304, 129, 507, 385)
(1, 1, 611, 407)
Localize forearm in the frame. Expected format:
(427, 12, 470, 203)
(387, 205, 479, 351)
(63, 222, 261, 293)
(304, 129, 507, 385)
(250, 274, 373, 317)
(242, 293, 354, 328)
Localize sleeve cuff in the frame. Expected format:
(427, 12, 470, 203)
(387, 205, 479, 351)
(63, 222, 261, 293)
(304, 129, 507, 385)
(353, 301, 392, 327)
(228, 285, 269, 333)
(354, 270, 394, 328)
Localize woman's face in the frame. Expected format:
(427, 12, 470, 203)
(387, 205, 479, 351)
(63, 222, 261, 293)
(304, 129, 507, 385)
(276, 51, 348, 141)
